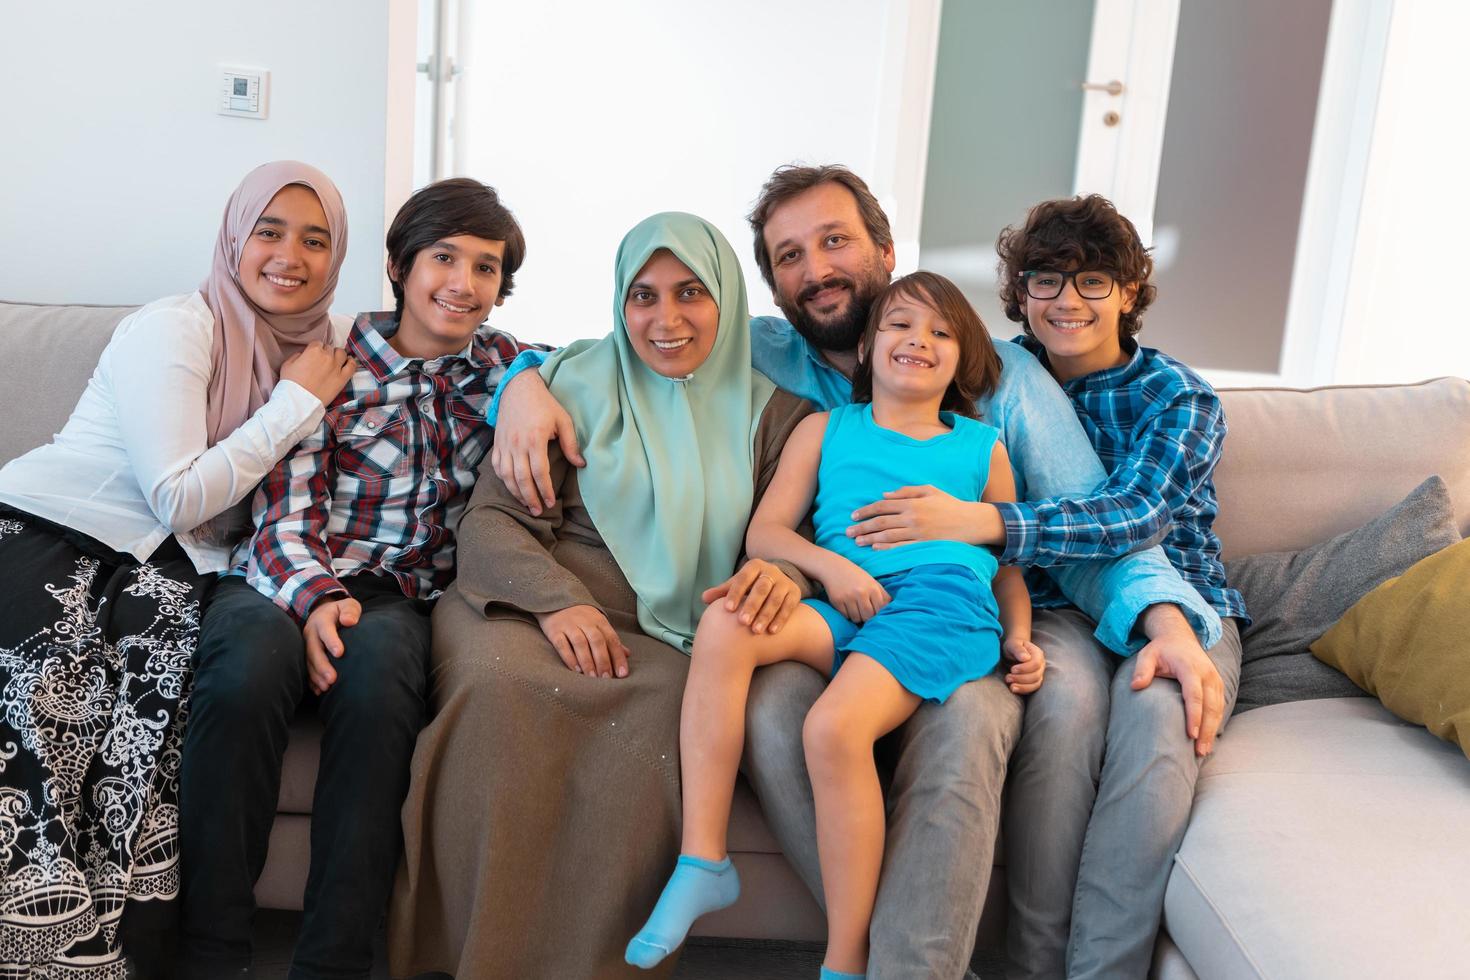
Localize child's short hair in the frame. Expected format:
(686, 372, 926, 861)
(995, 194, 1156, 340)
(385, 177, 526, 316)
(851, 271, 1000, 418)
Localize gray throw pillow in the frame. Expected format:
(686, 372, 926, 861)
(1231, 647, 1369, 714)
(1225, 475, 1461, 714)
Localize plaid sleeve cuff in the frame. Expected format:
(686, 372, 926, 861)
(993, 501, 1040, 565)
(1096, 590, 1223, 657)
(283, 572, 351, 624)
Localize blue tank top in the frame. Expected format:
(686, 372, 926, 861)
(812, 402, 1001, 583)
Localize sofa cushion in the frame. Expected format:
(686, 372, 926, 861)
(278, 716, 323, 814)
(1164, 698, 1470, 979)
(1312, 537, 1470, 758)
(0, 301, 135, 466)
(1226, 476, 1460, 713)
(1214, 378, 1470, 560)
(1149, 932, 1201, 980)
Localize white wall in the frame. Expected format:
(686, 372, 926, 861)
(0, 1, 407, 317)
(451, 0, 913, 346)
(1329, 0, 1470, 385)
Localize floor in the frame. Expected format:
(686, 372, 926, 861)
(240, 911, 1008, 978)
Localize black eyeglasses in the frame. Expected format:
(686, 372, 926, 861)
(1018, 270, 1116, 301)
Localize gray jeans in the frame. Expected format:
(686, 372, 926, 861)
(1004, 608, 1243, 980)
(743, 661, 1023, 980)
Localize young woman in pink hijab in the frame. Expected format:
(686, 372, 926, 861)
(0, 161, 355, 975)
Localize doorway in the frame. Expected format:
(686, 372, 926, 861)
(918, 0, 1336, 379)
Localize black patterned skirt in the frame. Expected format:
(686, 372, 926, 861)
(0, 506, 210, 977)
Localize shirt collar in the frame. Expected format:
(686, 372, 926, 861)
(1015, 334, 1143, 393)
(791, 326, 855, 383)
(349, 312, 484, 384)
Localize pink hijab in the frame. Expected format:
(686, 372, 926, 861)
(200, 161, 348, 445)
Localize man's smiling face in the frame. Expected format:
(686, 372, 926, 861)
(762, 181, 895, 352)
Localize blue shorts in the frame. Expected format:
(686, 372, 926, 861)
(803, 563, 1002, 703)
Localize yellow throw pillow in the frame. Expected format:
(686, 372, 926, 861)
(1311, 536, 1470, 759)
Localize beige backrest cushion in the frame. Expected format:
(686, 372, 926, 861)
(1214, 378, 1470, 559)
(0, 300, 137, 466)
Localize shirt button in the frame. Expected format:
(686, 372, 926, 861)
(367, 420, 378, 429)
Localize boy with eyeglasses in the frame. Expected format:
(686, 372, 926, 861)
(976, 193, 1248, 978)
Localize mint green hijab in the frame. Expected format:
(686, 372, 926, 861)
(538, 212, 776, 652)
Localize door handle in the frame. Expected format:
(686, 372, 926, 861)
(1081, 80, 1125, 96)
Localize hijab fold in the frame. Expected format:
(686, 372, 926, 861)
(201, 160, 347, 445)
(538, 212, 775, 651)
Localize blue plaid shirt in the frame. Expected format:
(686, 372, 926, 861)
(998, 336, 1247, 624)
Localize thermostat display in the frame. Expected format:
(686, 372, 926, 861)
(219, 66, 269, 120)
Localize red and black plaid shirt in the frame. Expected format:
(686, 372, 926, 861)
(234, 311, 543, 621)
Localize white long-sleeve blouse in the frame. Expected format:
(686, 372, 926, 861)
(0, 291, 351, 573)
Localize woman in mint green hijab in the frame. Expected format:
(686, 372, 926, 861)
(389, 212, 813, 979)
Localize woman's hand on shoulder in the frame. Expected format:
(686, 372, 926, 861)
(702, 559, 801, 636)
(281, 341, 356, 407)
(534, 604, 630, 679)
(1002, 635, 1046, 695)
(490, 370, 585, 516)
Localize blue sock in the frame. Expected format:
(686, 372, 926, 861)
(626, 854, 740, 969)
(819, 967, 866, 979)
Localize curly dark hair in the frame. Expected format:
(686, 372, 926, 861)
(995, 194, 1155, 340)
(851, 271, 999, 418)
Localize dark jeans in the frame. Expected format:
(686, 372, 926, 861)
(178, 574, 431, 980)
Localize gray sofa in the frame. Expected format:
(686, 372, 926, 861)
(3, 299, 1467, 977)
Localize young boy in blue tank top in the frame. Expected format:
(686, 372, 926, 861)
(627, 272, 1046, 979)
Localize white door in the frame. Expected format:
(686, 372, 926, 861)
(1071, 0, 1182, 246)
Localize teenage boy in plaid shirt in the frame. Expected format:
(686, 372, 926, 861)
(971, 194, 1246, 978)
(178, 179, 543, 979)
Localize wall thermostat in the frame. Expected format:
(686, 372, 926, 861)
(219, 66, 269, 120)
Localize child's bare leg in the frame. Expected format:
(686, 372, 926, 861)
(681, 602, 835, 859)
(627, 602, 833, 970)
(803, 653, 921, 975)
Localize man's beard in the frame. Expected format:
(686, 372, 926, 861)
(777, 268, 888, 353)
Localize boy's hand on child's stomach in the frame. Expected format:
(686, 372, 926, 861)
(847, 485, 986, 549)
(535, 604, 630, 679)
(1002, 637, 1046, 695)
(823, 559, 891, 623)
(702, 559, 800, 635)
(490, 369, 585, 516)
(303, 597, 362, 695)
